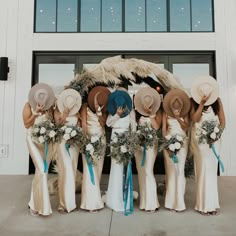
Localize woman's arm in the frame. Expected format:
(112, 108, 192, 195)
(150, 109, 162, 130)
(98, 112, 108, 127)
(80, 103, 88, 134)
(162, 112, 168, 137)
(190, 96, 208, 123)
(173, 111, 190, 131)
(217, 98, 226, 129)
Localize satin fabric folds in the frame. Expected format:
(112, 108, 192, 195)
(191, 106, 220, 213)
(135, 116, 160, 211)
(80, 108, 105, 211)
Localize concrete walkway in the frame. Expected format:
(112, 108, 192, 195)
(0, 175, 235, 236)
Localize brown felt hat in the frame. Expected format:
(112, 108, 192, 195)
(57, 89, 82, 116)
(134, 87, 161, 116)
(163, 88, 191, 118)
(191, 76, 219, 106)
(87, 86, 111, 112)
(28, 83, 55, 111)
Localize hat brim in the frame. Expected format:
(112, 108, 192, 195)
(88, 86, 111, 113)
(191, 76, 219, 106)
(28, 83, 55, 111)
(57, 89, 82, 116)
(107, 90, 132, 117)
(134, 87, 161, 116)
(163, 89, 191, 118)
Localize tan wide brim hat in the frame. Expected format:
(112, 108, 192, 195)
(134, 87, 161, 116)
(163, 88, 191, 118)
(57, 89, 82, 116)
(191, 76, 219, 106)
(28, 83, 55, 111)
(88, 86, 111, 113)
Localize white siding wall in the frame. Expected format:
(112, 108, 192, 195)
(0, 0, 235, 175)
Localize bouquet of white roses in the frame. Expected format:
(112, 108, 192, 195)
(196, 120, 223, 147)
(109, 126, 138, 165)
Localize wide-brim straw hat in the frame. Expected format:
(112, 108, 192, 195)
(191, 76, 219, 106)
(163, 88, 191, 118)
(107, 90, 132, 118)
(28, 83, 55, 111)
(87, 86, 111, 113)
(134, 87, 161, 116)
(57, 89, 82, 116)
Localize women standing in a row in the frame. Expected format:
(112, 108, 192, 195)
(23, 83, 55, 216)
(134, 87, 162, 212)
(162, 89, 191, 212)
(80, 86, 110, 212)
(190, 76, 225, 215)
(54, 89, 82, 214)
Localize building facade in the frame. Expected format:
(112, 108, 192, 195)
(0, 0, 235, 175)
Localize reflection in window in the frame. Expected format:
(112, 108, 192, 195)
(57, 0, 78, 32)
(81, 0, 101, 32)
(125, 0, 145, 32)
(192, 0, 213, 31)
(102, 0, 122, 32)
(170, 0, 190, 31)
(35, 0, 56, 32)
(146, 0, 167, 31)
(39, 64, 75, 96)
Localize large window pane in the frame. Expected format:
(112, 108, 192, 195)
(57, 0, 78, 32)
(80, 0, 101, 32)
(102, 0, 122, 32)
(170, 0, 190, 31)
(192, 0, 213, 31)
(39, 64, 75, 96)
(35, 0, 56, 32)
(125, 0, 145, 32)
(147, 0, 167, 31)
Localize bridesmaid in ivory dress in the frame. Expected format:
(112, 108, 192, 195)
(134, 87, 162, 212)
(190, 76, 225, 216)
(80, 86, 110, 212)
(54, 89, 82, 214)
(162, 88, 191, 212)
(23, 83, 55, 216)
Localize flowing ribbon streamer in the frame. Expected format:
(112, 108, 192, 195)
(171, 154, 179, 176)
(141, 144, 147, 167)
(211, 144, 224, 173)
(44, 141, 48, 173)
(85, 152, 95, 185)
(65, 143, 71, 157)
(123, 160, 134, 216)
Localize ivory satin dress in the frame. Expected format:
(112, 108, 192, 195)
(135, 116, 160, 211)
(191, 106, 220, 213)
(27, 114, 53, 216)
(80, 107, 105, 211)
(57, 116, 80, 213)
(105, 113, 135, 212)
(164, 116, 188, 211)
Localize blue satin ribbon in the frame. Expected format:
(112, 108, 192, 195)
(171, 154, 178, 164)
(123, 160, 134, 216)
(65, 143, 71, 157)
(211, 144, 224, 173)
(141, 144, 147, 167)
(44, 141, 48, 173)
(85, 152, 95, 185)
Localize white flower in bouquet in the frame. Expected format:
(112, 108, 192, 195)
(38, 136, 45, 144)
(91, 136, 99, 143)
(145, 128, 149, 131)
(33, 128, 39, 133)
(121, 145, 128, 153)
(174, 142, 181, 150)
(214, 127, 220, 133)
(202, 130, 207, 135)
(89, 148, 94, 155)
(61, 126, 67, 131)
(63, 133, 70, 141)
(148, 134, 153, 139)
(196, 129, 202, 136)
(210, 132, 217, 140)
(49, 130, 56, 138)
(165, 134, 171, 140)
(71, 130, 77, 137)
(40, 127, 46, 134)
(65, 127, 73, 134)
(112, 137, 118, 143)
(169, 144, 175, 152)
(86, 143, 94, 151)
(176, 135, 183, 142)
